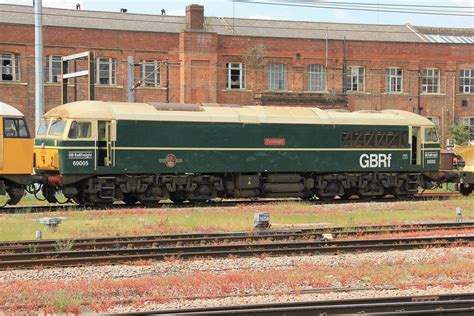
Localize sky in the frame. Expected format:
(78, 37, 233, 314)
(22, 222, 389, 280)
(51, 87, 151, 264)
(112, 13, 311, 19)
(0, 0, 473, 28)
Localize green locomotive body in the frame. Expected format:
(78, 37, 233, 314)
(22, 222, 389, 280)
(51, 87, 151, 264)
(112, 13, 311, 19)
(35, 101, 440, 205)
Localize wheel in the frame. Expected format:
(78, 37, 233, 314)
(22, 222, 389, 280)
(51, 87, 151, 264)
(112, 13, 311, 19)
(459, 185, 473, 196)
(122, 194, 138, 206)
(169, 192, 187, 204)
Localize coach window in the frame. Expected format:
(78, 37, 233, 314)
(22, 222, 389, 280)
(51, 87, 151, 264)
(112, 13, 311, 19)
(36, 119, 49, 136)
(346, 66, 365, 92)
(45, 55, 62, 83)
(385, 67, 403, 93)
(1, 53, 20, 81)
(68, 121, 92, 139)
(96, 58, 116, 85)
(48, 119, 66, 137)
(3, 118, 29, 138)
(424, 127, 439, 143)
(227, 63, 246, 90)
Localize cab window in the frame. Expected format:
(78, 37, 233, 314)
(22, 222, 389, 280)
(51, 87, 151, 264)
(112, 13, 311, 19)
(3, 117, 29, 138)
(48, 120, 66, 137)
(424, 127, 439, 142)
(68, 121, 91, 139)
(36, 119, 49, 136)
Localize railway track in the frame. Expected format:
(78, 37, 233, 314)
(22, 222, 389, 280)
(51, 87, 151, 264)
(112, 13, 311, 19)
(1, 221, 472, 253)
(0, 191, 461, 213)
(113, 293, 474, 315)
(0, 232, 471, 269)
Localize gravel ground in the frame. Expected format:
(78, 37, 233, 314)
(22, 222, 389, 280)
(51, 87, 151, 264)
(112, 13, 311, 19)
(0, 247, 472, 283)
(105, 285, 474, 313)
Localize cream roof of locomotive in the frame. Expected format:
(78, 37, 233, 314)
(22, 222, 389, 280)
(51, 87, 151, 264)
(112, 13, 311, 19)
(0, 102, 24, 117)
(44, 101, 434, 126)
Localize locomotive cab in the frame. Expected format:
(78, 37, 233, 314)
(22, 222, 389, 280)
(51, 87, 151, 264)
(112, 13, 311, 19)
(0, 102, 34, 205)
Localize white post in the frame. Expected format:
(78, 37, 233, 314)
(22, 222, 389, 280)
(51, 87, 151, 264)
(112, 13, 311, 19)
(34, 0, 44, 133)
(127, 56, 134, 103)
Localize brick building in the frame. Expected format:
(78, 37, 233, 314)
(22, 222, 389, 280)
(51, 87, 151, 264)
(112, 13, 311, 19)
(0, 3, 473, 143)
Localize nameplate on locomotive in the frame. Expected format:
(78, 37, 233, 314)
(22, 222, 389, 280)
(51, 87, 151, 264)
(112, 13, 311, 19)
(264, 138, 286, 146)
(68, 151, 93, 160)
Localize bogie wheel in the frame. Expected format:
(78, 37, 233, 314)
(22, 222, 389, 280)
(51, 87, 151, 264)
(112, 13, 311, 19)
(169, 192, 187, 204)
(122, 194, 139, 206)
(459, 185, 473, 196)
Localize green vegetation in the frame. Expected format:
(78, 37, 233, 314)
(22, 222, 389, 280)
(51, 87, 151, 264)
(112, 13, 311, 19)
(1, 199, 473, 241)
(449, 124, 470, 146)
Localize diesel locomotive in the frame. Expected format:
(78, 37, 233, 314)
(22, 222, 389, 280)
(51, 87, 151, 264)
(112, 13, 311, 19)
(0, 102, 34, 205)
(33, 100, 447, 206)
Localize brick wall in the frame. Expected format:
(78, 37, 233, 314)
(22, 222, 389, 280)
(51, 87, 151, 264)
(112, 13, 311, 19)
(0, 16, 473, 143)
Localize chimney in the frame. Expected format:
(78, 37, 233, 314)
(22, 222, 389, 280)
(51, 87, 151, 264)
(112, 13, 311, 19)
(186, 4, 204, 31)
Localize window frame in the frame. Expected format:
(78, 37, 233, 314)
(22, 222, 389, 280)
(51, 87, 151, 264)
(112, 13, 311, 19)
(226, 62, 246, 90)
(307, 64, 326, 92)
(45, 55, 62, 83)
(47, 119, 67, 138)
(0, 53, 20, 82)
(421, 68, 440, 94)
(385, 67, 403, 93)
(3, 117, 30, 138)
(458, 117, 474, 142)
(141, 60, 161, 87)
(68, 120, 92, 139)
(459, 69, 474, 94)
(36, 119, 50, 137)
(267, 63, 287, 91)
(345, 66, 365, 92)
(96, 57, 116, 86)
(423, 127, 439, 143)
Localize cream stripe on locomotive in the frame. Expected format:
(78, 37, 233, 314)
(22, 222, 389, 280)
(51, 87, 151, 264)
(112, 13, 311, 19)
(36, 145, 414, 152)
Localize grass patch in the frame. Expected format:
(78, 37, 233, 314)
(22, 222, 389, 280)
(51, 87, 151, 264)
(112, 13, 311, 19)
(0, 198, 473, 241)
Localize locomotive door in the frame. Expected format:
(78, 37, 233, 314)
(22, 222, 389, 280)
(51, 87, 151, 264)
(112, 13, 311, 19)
(409, 126, 421, 165)
(97, 120, 116, 167)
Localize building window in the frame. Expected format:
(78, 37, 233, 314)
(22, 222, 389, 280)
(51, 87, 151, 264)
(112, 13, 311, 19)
(459, 117, 474, 142)
(426, 116, 440, 128)
(345, 66, 365, 92)
(96, 58, 116, 85)
(141, 60, 161, 87)
(422, 68, 440, 94)
(226, 63, 245, 90)
(0, 53, 20, 81)
(267, 63, 287, 91)
(45, 55, 62, 83)
(460, 69, 474, 94)
(308, 64, 326, 92)
(385, 67, 403, 93)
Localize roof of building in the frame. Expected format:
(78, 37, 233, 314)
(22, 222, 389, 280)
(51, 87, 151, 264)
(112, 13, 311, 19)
(44, 101, 434, 127)
(0, 4, 472, 43)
